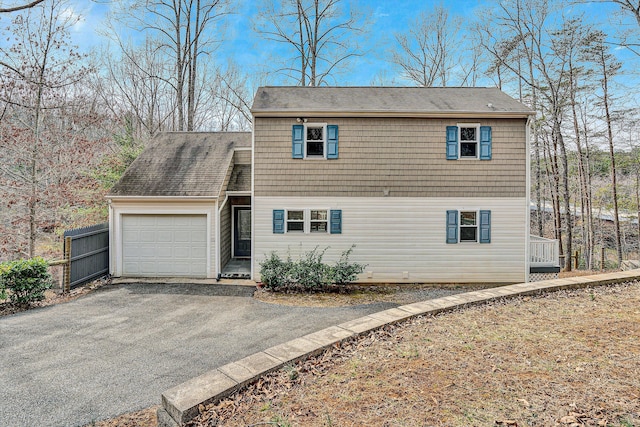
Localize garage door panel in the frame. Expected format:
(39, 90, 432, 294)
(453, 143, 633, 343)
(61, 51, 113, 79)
(122, 214, 208, 277)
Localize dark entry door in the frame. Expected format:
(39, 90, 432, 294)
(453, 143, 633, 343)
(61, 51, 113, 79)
(233, 207, 251, 258)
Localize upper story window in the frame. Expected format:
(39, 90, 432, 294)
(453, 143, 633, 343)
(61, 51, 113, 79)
(446, 124, 492, 160)
(460, 125, 479, 158)
(306, 125, 325, 157)
(292, 124, 339, 159)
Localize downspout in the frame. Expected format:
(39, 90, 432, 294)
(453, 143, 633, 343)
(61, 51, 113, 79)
(107, 199, 114, 276)
(216, 194, 229, 281)
(525, 116, 532, 283)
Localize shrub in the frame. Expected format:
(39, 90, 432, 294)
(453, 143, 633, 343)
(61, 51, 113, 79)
(329, 245, 365, 285)
(259, 245, 366, 291)
(0, 257, 53, 306)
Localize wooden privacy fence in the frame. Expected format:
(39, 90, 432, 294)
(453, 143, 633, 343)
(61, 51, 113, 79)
(53, 223, 109, 291)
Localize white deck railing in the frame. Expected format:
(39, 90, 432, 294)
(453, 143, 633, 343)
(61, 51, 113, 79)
(530, 235, 560, 267)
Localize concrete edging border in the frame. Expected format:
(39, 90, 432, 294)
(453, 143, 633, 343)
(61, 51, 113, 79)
(157, 270, 640, 427)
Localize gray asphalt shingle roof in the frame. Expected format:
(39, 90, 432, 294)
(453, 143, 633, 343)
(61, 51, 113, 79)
(108, 132, 251, 197)
(251, 86, 533, 117)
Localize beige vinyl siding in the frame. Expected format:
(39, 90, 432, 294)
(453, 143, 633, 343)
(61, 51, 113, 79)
(234, 149, 251, 165)
(253, 196, 527, 283)
(109, 200, 217, 278)
(253, 117, 526, 198)
(220, 202, 231, 269)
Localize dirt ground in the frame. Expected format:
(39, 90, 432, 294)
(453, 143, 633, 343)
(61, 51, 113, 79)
(190, 281, 640, 427)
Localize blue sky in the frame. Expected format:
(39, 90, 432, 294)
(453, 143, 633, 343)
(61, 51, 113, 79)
(2, 0, 634, 86)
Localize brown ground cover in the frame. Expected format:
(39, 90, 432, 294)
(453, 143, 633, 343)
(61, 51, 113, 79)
(188, 282, 640, 427)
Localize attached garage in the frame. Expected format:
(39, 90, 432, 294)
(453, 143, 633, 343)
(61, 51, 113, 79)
(107, 132, 252, 279)
(121, 214, 207, 277)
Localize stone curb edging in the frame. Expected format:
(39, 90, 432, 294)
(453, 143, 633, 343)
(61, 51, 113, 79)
(157, 270, 640, 427)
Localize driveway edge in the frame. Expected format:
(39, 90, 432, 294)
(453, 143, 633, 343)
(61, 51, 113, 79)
(158, 270, 640, 427)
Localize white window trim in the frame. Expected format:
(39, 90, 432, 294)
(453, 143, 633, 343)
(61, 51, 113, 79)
(285, 209, 305, 233)
(458, 123, 480, 160)
(459, 210, 479, 243)
(304, 123, 328, 159)
(309, 209, 329, 234)
(284, 208, 330, 234)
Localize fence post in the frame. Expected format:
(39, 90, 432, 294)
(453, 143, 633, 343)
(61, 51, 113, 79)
(63, 236, 72, 293)
(601, 247, 605, 271)
(574, 250, 579, 270)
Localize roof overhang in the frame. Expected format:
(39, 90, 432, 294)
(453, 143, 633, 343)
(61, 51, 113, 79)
(251, 110, 535, 119)
(106, 195, 218, 202)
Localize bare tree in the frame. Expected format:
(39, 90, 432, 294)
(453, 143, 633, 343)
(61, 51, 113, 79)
(0, 0, 45, 13)
(113, 0, 231, 131)
(391, 5, 461, 86)
(584, 30, 625, 265)
(254, 0, 368, 86)
(0, 0, 98, 258)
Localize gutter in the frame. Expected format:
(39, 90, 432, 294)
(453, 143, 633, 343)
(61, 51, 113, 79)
(251, 110, 535, 119)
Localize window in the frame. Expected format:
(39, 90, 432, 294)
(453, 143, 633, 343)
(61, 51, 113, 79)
(292, 124, 339, 159)
(459, 211, 478, 242)
(446, 125, 492, 160)
(273, 209, 342, 234)
(286, 210, 304, 232)
(306, 125, 325, 157)
(460, 126, 478, 158)
(446, 210, 491, 244)
(310, 210, 328, 232)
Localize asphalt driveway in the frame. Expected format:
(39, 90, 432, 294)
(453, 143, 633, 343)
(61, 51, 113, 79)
(0, 283, 398, 427)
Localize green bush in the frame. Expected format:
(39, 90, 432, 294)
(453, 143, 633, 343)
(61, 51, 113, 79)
(0, 257, 53, 306)
(259, 245, 366, 291)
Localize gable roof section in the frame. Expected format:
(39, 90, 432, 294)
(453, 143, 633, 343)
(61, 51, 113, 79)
(251, 86, 534, 118)
(108, 132, 251, 198)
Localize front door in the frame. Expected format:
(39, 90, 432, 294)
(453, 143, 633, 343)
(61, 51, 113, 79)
(233, 206, 251, 258)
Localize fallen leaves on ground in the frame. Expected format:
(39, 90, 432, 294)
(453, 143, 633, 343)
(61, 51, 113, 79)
(189, 281, 640, 427)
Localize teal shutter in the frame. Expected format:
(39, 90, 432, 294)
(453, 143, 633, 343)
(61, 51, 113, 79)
(327, 125, 339, 159)
(273, 210, 285, 234)
(330, 209, 342, 234)
(446, 210, 458, 243)
(480, 126, 492, 160)
(479, 210, 491, 243)
(446, 126, 458, 160)
(292, 125, 304, 159)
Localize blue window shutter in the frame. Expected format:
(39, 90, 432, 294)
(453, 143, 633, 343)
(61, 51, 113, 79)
(292, 125, 304, 159)
(480, 126, 492, 160)
(446, 126, 458, 160)
(330, 209, 342, 234)
(273, 210, 285, 234)
(479, 210, 491, 243)
(446, 210, 458, 243)
(327, 125, 339, 159)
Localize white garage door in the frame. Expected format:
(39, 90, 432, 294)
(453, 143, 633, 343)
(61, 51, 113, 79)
(122, 214, 207, 277)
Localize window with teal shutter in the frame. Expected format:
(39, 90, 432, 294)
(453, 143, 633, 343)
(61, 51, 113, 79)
(446, 210, 458, 243)
(479, 210, 491, 243)
(273, 210, 285, 233)
(292, 125, 304, 159)
(330, 209, 342, 234)
(327, 125, 339, 159)
(480, 126, 492, 160)
(446, 126, 458, 159)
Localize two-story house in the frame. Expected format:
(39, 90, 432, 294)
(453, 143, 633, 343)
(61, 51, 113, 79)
(108, 86, 557, 284)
